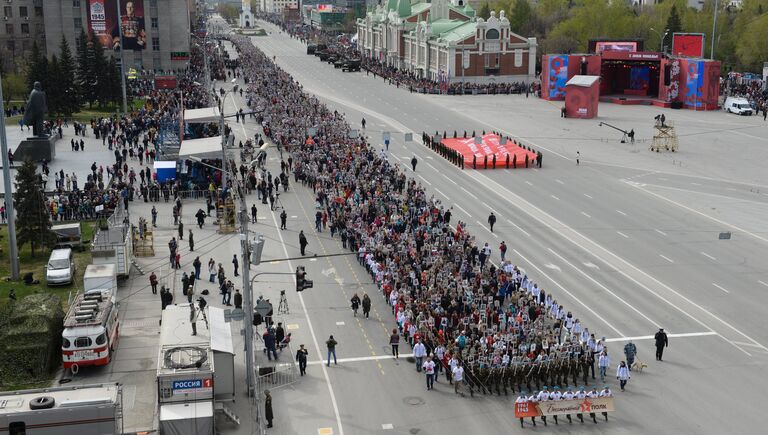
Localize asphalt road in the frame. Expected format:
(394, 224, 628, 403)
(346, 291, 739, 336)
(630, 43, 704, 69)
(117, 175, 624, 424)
(239, 21, 768, 435)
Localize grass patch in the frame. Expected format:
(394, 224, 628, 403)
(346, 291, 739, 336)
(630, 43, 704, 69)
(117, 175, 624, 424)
(0, 221, 97, 310)
(5, 100, 147, 126)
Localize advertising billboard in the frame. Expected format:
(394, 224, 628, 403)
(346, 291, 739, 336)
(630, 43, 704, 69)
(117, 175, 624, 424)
(86, 0, 147, 51)
(672, 33, 705, 58)
(595, 41, 638, 53)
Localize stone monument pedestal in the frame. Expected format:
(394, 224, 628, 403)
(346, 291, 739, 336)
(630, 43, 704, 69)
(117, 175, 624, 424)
(14, 135, 57, 162)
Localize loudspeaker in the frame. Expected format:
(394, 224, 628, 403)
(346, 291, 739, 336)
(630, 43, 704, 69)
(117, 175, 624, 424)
(664, 65, 671, 86)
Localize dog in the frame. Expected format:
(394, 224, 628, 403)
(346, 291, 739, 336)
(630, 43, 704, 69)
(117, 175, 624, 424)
(631, 360, 648, 373)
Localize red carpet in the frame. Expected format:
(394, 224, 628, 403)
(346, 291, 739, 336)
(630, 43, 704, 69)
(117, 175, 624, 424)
(441, 134, 538, 169)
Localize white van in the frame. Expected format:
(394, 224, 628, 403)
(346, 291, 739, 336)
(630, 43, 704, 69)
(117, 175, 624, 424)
(46, 248, 75, 286)
(723, 97, 753, 115)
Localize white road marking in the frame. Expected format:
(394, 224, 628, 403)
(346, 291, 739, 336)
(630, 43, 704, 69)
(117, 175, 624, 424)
(712, 283, 730, 294)
(581, 211, 591, 218)
(556, 179, 564, 184)
(616, 210, 627, 216)
(758, 280, 768, 288)
(308, 353, 415, 365)
(544, 263, 561, 272)
(425, 162, 438, 171)
(336, 321, 346, 326)
(659, 254, 674, 263)
(616, 231, 629, 238)
(267, 204, 345, 435)
(582, 262, 600, 270)
(551, 195, 560, 201)
(525, 181, 533, 186)
(514, 249, 623, 336)
(417, 175, 432, 186)
(310, 258, 318, 262)
(691, 182, 701, 186)
(443, 174, 458, 185)
(731, 341, 768, 349)
(382, 424, 394, 430)
(604, 331, 717, 342)
(460, 186, 472, 195)
(506, 219, 531, 237)
(287, 324, 300, 330)
(547, 248, 661, 327)
(701, 252, 717, 261)
(583, 193, 593, 199)
(454, 204, 472, 217)
(625, 181, 768, 245)
(655, 229, 668, 236)
(322, 268, 337, 277)
(434, 188, 450, 200)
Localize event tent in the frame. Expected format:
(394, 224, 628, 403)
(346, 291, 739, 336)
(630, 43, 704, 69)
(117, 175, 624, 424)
(178, 136, 224, 159)
(184, 107, 220, 123)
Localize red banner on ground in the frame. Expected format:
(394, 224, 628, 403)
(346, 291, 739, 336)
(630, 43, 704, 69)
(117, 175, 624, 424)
(441, 134, 538, 169)
(514, 397, 615, 418)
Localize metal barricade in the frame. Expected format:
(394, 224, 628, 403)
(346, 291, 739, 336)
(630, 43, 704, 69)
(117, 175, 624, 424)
(254, 342, 300, 393)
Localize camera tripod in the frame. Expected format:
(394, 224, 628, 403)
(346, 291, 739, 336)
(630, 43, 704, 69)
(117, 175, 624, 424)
(278, 291, 289, 315)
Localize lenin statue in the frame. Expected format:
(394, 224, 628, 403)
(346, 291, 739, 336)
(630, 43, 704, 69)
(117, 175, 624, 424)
(22, 81, 48, 138)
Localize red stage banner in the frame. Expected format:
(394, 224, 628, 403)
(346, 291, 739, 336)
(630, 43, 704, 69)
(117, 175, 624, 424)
(514, 397, 615, 418)
(441, 134, 538, 169)
(672, 33, 705, 58)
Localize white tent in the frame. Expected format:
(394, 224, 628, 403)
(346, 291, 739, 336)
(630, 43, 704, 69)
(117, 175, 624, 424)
(184, 107, 220, 123)
(178, 136, 223, 159)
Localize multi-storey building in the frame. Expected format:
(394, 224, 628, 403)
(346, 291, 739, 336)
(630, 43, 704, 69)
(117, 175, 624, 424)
(43, 0, 191, 73)
(0, 0, 47, 73)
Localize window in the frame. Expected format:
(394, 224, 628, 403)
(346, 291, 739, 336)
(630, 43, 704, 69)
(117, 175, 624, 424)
(74, 337, 92, 348)
(73, 0, 81, 7)
(4, 6, 12, 18)
(34, 6, 42, 16)
(62, 338, 71, 348)
(74, 17, 82, 29)
(95, 333, 106, 345)
(19, 6, 27, 17)
(5, 24, 13, 35)
(485, 29, 499, 40)
(152, 36, 159, 51)
(35, 22, 43, 33)
(149, 0, 157, 7)
(151, 17, 158, 29)
(20, 23, 28, 34)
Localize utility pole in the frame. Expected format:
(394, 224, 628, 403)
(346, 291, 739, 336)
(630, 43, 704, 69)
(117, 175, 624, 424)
(237, 184, 255, 396)
(711, 0, 719, 60)
(0, 73, 20, 279)
(115, 0, 128, 114)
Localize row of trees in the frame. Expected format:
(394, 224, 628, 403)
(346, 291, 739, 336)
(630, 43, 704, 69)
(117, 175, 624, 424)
(476, 0, 768, 72)
(26, 30, 122, 117)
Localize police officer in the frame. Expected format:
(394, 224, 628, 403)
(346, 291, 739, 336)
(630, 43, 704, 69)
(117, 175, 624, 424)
(411, 156, 418, 171)
(624, 340, 637, 370)
(654, 328, 668, 361)
(280, 209, 287, 230)
(487, 212, 497, 232)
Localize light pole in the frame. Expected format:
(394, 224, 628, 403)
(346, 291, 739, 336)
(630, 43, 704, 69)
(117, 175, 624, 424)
(649, 27, 669, 53)
(0, 72, 20, 279)
(190, 155, 256, 396)
(216, 79, 239, 190)
(711, 0, 719, 59)
(115, 0, 128, 114)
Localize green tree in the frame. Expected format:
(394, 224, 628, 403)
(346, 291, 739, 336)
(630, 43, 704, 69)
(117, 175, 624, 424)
(663, 4, 682, 51)
(57, 34, 81, 116)
(510, 0, 533, 34)
(25, 42, 48, 93)
(1, 72, 27, 107)
(735, 13, 768, 70)
(13, 160, 55, 258)
(105, 56, 122, 106)
(46, 55, 63, 116)
(83, 36, 107, 107)
(478, 1, 492, 19)
(218, 4, 240, 23)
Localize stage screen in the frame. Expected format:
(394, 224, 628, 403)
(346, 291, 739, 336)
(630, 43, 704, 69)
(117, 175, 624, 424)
(595, 41, 637, 53)
(630, 67, 650, 90)
(548, 55, 569, 99)
(672, 33, 705, 58)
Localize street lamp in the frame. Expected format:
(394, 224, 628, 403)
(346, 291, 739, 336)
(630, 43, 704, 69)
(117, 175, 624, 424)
(649, 27, 669, 53)
(190, 155, 257, 397)
(0, 72, 20, 279)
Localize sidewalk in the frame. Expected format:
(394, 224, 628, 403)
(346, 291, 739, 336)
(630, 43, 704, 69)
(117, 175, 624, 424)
(0, 124, 121, 195)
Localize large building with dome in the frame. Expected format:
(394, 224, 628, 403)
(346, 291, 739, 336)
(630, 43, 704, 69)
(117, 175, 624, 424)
(356, 0, 537, 84)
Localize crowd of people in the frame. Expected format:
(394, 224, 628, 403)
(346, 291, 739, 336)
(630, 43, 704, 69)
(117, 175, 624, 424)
(721, 79, 767, 117)
(226, 33, 637, 398)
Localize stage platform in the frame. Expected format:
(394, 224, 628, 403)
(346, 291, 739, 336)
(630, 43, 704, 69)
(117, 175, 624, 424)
(441, 134, 539, 169)
(599, 94, 672, 108)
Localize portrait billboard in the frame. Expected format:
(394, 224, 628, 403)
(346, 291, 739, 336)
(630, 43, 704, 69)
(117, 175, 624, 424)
(86, 0, 146, 51)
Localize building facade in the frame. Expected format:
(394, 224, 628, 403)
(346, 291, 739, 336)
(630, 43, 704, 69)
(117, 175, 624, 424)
(357, 0, 536, 83)
(263, 0, 297, 15)
(43, 0, 191, 73)
(0, 0, 47, 73)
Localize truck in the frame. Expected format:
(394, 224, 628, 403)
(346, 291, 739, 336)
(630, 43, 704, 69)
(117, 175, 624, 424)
(83, 264, 117, 295)
(51, 223, 82, 251)
(0, 383, 123, 434)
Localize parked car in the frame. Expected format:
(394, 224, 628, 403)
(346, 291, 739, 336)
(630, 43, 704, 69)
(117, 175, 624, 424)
(306, 44, 317, 55)
(46, 248, 75, 286)
(342, 59, 361, 72)
(723, 96, 753, 115)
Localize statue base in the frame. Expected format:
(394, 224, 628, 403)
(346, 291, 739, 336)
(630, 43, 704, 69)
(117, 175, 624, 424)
(14, 135, 57, 162)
